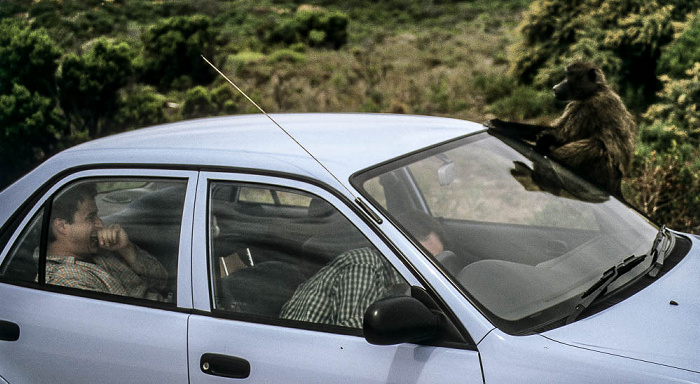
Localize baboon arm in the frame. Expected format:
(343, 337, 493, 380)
(484, 118, 549, 141)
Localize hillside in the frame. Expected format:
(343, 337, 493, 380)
(1, 0, 698, 232)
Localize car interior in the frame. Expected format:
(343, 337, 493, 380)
(208, 184, 372, 317)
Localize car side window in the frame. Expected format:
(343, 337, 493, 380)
(0, 209, 44, 283)
(0, 177, 188, 303)
(208, 181, 409, 329)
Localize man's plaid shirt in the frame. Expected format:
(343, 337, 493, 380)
(280, 247, 405, 328)
(45, 247, 167, 301)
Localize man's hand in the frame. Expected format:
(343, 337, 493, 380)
(97, 224, 137, 264)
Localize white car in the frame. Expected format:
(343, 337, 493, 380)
(0, 113, 698, 383)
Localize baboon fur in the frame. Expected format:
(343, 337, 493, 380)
(487, 62, 636, 196)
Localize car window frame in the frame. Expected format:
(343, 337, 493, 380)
(192, 172, 426, 332)
(0, 168, 199, 310)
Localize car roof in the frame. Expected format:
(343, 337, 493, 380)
(1, 114, 482, 222)
(70, 113, 480, 177)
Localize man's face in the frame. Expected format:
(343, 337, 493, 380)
(62, 198, 104, 257)
(420, 231, 444, 256)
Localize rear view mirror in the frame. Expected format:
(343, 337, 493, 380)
(436, 154, 456, 186)
(363, 296, 440, 345)
(438, 162, 456, 186)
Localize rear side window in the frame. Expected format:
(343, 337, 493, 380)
(0, 177, 187, 303)
(0, 209, 44, 283)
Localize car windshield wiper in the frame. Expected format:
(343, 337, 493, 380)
(647, 225, 673, 278)
(565, 254, 647, 324)
(565, 226, 671, 324)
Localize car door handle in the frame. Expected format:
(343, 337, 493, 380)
(201, 353, 250, 379)
(0, 320, 19, 341)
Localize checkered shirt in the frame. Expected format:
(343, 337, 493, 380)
(280, 247, 405, 329)
(45, 247, 167, 301)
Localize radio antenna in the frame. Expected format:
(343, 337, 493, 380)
(200, 55, 358, 199)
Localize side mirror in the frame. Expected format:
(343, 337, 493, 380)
(363, 296, 440, 345)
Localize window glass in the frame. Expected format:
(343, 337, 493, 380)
(405, 139, 599, 229)
(0, 177, 187, 303)
(0, 209, 44, 283)
(276, 191, 312, 207)
(239, 186, 275, 204)
(355, 133, 658, 334)
(208, 181, 409, 329)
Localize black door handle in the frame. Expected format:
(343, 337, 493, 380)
(0, 320, 19, 341)
(201, 353, 250, 379)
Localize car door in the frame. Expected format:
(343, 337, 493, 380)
(187, 172, 483, 383)
(0, 169, 197, 383)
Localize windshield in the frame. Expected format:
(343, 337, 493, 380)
(353, 132, 658, 334)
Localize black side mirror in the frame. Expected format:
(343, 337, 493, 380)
(363, 295, 441, 345)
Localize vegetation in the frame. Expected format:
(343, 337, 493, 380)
(512, 0, 700, 232)
(0, 0, 698, 232)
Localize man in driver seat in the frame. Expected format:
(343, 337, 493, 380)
(44, 183, 168, 301)
(280, 210, 445, 328)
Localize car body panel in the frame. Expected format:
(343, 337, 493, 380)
(542, 234, 700, 373)
(0, 284, 189, 383)
(188, 316, 483, 384)
(478, 329, 700, 383)
(0, 169, 198, 383)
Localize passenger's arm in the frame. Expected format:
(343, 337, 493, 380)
(98, 224, 168, 290)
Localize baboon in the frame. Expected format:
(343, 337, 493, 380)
(486, 61, 636, 196)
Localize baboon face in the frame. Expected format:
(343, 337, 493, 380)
(552, 62, 603, 101)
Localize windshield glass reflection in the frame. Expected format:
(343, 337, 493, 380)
(354, 132, 658, 334)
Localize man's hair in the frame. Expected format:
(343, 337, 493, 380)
(397, 210, 447, 247)
(49, 182, 97, 241)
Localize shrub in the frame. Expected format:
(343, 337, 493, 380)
(0, 0, 30, 18)
(268, 49, 306, 64)
(0, 84, 66, 187)
(487, 86, 557, 121)
(473, 73, 517, 103)
(58, 38, 135, 138)
(0, 20, 62, 97)
(211, 84, 239, 114)
(141, 15, 217, 89)
(628, 53, 700, 232)
(511, 0, 700, 110)
(642, 63, 700, 150)
(112, 85, 167, 131)
(626, 151, 700, 233)
(657, 12, 700, 79)
(267, 8, 348, 49)
(181, 86, 216, 119)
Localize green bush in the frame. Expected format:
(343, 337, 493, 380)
(473, 74, 517, 103)
(0, 20, 62, 97)
(0, 0, 30, 18)
(112, 85, 167, 131)
(268, 49, 307, 64)
(627, 150, 700, 233)
(58, 38, 135, 138)
(657, 12, 700, 79)
(181, 85, 216, 119)
(210, 84, 239, 114)
(512, 0, 700, 110)
(642, 63, 700, 151)
(627, 38, 700, 232)
(267, 8, 348, 49)
(487, 86, 557, 121)
(0, 84, 66, 187)
(141, 15, 217, 89)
